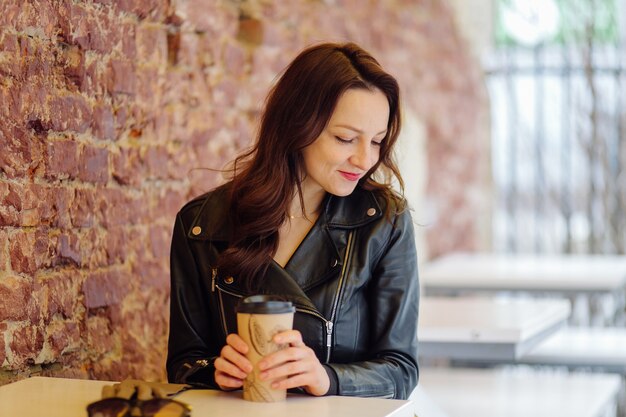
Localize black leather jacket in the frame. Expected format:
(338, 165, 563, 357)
(167, 184, 419, 399)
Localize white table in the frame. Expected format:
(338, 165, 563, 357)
(420, 252, 626, 326)
(0, 376, 413, 417)
(520, 327, 626, 373)
(421, 253, 626, 295)
(418, 296, 571, 361)
(419, 367, 622, 417)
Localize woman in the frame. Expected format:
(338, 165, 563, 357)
(167, 42, 419, 400)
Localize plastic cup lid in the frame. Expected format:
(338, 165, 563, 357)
(236, 295, 295, 314)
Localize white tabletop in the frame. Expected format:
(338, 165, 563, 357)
(419, 367, 622, 417)
(421, 252, 626, 294)
(418, 296, 571, 360)
(0, 376, 413, 417)
(521, 327, 626, 372)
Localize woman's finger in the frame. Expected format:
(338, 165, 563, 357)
(220, 344, 253, 373)
(226, 333, 249, 354)
(215, 370, 245, 389)
(215, 355, 249, 379)
(272, 329, 304, 346)
(258, 344, 311, 372)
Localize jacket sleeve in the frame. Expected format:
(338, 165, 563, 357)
(328, 209, 419, 399)
(166, 211, 220, 388)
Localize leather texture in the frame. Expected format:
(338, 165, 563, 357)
(167, 183, 420, 399)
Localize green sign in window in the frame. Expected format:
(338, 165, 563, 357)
(495, 0, 619, 46)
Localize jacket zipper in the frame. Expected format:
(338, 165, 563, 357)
(210, 232, 355, 365)
(212, 268, 237, 335)
(324, 230, 355, 363)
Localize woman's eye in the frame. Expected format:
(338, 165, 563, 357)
(372, 140, 383, 147)
(335, 136, 353, 144)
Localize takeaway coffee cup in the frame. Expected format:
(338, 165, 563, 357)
(237, 295, 295, 402)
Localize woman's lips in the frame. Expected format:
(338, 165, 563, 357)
(339, 171, 361, 181)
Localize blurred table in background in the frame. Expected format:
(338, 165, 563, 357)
(418, 296, 571, 361)
(419, 366, 622, 417)
(420, 252, 626, 326)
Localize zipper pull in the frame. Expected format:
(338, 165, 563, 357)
(211, 268, 217, 292)
(325, 321, 333, 347)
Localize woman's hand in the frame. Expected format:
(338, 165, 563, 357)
(257, 329, 330, 396)
(214, 334, 253, 390)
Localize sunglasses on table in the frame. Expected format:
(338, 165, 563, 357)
(87, 395, 191, 417)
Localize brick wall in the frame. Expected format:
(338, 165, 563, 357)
(0, 0, 488, 384)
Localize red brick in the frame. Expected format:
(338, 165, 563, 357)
(0, 323, 6, 366)
(223, 41, 247, 77)
(46, 139, 79, 179)
(103, 226, 128, 265)
(1, 182, 55, 227)
(92, 104, 115, 140)
(99, 188, 141, 227)
(183, 0, 238, 35)
(136, 24, 167, 64)
(57, 43, 85, 91)
(82, 269, 130, 309)
(212, 77, 239, 109)
(51, 186, 75, 229)
(53, 0, 73, 43)
(137, 68, 163, 109)
(0, 229, 8, 270)
(78, 145, 109, 184)
(67, 3, 90, 50)
(114, 0, 168, 20)
(81, 59, 106, 96)
(0, 125, 40, 179)
(120, 21, 137, 58)
(41, 362, 88, 380)
(237, 18, 264, 46)
(55, 233, 81, 266)
(87, 314, 115, 356)
(6, 0, 64, 38)
(111, 147, 140, 186)
(67, 3, 117, 54)
(149, 225, 170, 259)
(117, 290, 168, 380)
(0, 0, 20, 28)
(8, 324, 44, 367)
(9, 228, 55, 275)
(0, 38, 20, 78)
(0, 274, 32, 321)
(49, 95, 92, 133)
(90, 359, 129, 382)
(0, 181, 19, 226)
(70, 188, 96, 227)
(107, 59, 136, 94)
(144, 145, 169, 179)
(49, 321, 81, 356)
(132, 255, 168, 290)
(0, 84, 20, 121)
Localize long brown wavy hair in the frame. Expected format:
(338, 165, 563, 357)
(217, 42, 405, 284)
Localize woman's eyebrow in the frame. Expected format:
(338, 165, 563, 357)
(333, 124, 388, 136)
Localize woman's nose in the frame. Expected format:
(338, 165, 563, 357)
(349, 143, 371, 170)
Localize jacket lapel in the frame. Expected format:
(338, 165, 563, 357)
(188, 185, 385, 302)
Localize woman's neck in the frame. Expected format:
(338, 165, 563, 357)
(289, 178, 326, 219)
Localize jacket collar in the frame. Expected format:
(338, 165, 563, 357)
(323, 186, 383, 228)
(188, 185, 384, 242)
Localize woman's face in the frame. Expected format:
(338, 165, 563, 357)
(301, 88, 390, 197)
